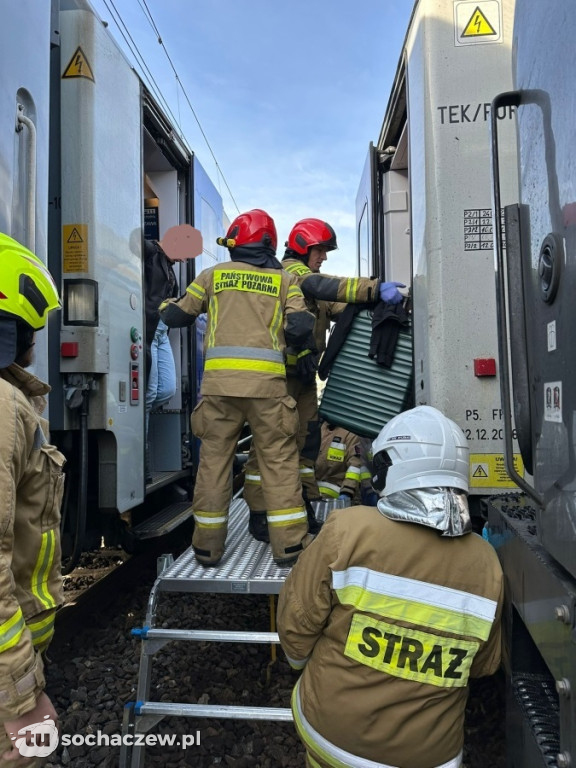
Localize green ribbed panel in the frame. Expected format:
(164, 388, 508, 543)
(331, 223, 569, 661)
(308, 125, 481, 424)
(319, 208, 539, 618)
(319, 310, 414, 438)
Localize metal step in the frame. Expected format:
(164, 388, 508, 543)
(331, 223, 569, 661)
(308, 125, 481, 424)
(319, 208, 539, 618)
(136, 701, 293, 722)
(131, 501, 193, 540)
(512, 673, 560, 766)
(145, 468, 189, 492)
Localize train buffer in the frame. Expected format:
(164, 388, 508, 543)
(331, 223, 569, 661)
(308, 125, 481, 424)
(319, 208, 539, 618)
(120, 497, 337, 767)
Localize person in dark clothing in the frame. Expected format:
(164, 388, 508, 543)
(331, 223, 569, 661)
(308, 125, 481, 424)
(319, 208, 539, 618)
(143, 237, 179, 480)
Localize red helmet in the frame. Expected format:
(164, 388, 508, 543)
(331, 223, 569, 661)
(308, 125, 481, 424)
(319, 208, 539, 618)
(286, 218, 337, 256)
(218, 209, 277, 251)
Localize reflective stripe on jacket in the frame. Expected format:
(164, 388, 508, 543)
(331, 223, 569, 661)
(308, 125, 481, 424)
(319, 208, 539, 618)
(292, 678, 463, 768)
(282, 258, 380, 357)
(160, 261, 314, 397)
(316, 425, 366, 500)
(0, 365, 64, 720)
(277, 505, 503, 768)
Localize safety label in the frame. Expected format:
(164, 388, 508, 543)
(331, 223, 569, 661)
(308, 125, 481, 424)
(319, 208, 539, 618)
(544, 381, 562, 423)
(469, 453, 524, 488)
(62, 47, 95, 82)
(63, 225, 88, 273)
(454, 1, 502, 46)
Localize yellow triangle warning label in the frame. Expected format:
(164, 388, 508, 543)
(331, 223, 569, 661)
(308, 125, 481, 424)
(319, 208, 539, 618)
(472, 464, 489, 478)
(62, 47, 95, 82)
(462, 7, 497, 37)
(66, 227, 84, 243)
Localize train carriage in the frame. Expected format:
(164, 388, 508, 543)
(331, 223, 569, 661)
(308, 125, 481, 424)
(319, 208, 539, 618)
(1, 0, 229, 569)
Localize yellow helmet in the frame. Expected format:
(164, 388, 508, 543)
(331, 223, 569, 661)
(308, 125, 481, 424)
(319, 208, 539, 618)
(0, 233, 60, 329)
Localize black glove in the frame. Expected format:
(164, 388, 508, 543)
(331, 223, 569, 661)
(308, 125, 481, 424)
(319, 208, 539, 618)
(296, 349, 319, 384)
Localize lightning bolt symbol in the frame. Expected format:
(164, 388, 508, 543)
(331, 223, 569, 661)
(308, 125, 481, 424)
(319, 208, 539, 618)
(474, 13, 482, 33)
(75, 53, 82, 73)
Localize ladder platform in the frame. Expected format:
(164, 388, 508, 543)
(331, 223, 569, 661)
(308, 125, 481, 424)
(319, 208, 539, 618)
(152, 498, 342, 594)
(152, 498, 329, 595)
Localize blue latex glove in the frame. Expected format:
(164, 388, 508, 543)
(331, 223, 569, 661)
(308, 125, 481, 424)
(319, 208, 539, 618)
(337, 493, 351, 501)
(379, 281, 406, 304)
(361, 488, 379, 507)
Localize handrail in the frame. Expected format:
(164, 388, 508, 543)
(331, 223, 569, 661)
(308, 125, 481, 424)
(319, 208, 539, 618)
(16, 104, 36, 252)
(489, 91, 542, 507)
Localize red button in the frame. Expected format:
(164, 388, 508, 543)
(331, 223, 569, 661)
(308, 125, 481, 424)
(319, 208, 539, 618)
(61, 342, 79, 358)
(474, 358, 496, 376)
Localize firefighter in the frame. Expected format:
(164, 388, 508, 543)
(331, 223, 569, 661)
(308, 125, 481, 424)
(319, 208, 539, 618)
(244, 217, 404, 542)
(159, 209, 316, 567)
(315, 421, 374, 504)
(277, 405, 504, 768)
(0, 234, 64, 766)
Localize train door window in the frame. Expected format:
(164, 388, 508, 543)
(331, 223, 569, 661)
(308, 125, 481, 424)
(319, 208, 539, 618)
(358, 201, 370, 277)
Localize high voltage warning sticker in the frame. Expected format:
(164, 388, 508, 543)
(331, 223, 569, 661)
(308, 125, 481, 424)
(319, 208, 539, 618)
(454, 1, 501, 46)
(63, 224, 89, 273)
(469, 453, 524, 488)
(62, 47, 95, 81)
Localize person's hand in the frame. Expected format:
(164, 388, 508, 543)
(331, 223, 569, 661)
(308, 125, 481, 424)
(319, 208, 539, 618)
(361, 488, 379, 506)
(2, 692, 58, 765)
(337, 493, 351, 501)
(296, 349, 319, 385)
(379, 281, 406, 304)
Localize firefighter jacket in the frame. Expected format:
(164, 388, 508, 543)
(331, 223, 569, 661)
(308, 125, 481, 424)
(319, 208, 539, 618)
(281, 258, 380, 369)
(277, 505, 503, 768)
(316, 424, 371, 501)
(160, 260, 314, 398)
(0, 365, 64, 722)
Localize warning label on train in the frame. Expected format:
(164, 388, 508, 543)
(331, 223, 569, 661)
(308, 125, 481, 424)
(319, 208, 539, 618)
(469, 453, 524, 488)
(63, 225, 89, 273)
(454, 1, 502, 46)
(62, 47, 95, 82)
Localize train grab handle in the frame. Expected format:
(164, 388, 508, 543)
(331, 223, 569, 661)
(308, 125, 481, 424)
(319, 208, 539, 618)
(490, 90, 542, 507)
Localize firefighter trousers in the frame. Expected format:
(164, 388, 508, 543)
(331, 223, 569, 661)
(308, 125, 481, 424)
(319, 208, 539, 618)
(244, 377, 321, 513)
(191, 394, 310, 565)
(0, 729, 43, 767)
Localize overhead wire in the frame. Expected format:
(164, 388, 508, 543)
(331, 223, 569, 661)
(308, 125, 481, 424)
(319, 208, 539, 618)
(101, 0, 187, 146)
(109, 0, 239, 214)
(138, 0, 239, 213)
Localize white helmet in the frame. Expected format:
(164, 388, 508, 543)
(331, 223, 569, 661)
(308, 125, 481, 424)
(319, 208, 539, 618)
(371, 406, 469, 496)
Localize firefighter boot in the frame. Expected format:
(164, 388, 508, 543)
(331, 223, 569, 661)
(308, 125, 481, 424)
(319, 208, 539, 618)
(271, 531, 314, 568)
(192, 521, 227, 567)
(268, 507, 314, 567)
(248, 511, 270, 543)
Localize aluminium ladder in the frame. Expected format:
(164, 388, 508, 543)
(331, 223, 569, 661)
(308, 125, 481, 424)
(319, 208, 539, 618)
(120, 498, 337, 767)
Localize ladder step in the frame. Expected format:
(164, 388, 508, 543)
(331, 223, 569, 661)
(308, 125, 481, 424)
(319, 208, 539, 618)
(141, 628, 280, 643)
(131, 502, 193, 540)
(138, 701, 293, 721)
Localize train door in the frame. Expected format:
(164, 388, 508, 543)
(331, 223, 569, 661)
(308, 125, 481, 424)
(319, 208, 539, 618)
(356, 138, 410, 283)
(49, 0, 203, 560)
(0, 0, 53, 386)
(489, 6, 576, 763)
(503, 1, 576, 582)
(141, 93, 193, 488)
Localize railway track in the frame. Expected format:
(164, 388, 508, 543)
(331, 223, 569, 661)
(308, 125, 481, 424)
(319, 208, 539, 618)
(44, 544, 506, 768)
